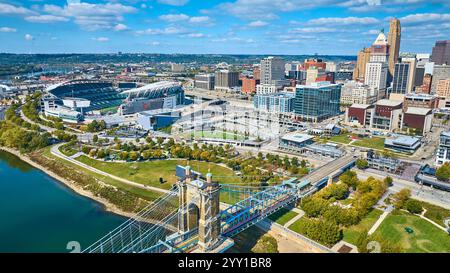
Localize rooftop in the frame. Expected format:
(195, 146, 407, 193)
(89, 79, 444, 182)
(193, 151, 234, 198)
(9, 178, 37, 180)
(385, 135, 421, 147)
(350, 103, 372, 109)
(296, 81, 339, 89)
(376, 99, 402, 107)
(281, 133, 314, 143)
(405, 107, 432, 116)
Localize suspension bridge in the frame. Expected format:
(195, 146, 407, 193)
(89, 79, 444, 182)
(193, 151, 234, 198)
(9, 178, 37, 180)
(83, 155, 355, 253)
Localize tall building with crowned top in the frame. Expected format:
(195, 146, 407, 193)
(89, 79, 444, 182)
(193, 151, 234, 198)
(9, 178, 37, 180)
(365, 30, 389, 99)
(388, 18, 401, 78)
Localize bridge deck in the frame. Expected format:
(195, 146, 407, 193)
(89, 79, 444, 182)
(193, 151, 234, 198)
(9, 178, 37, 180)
(300, 155, 355, 186)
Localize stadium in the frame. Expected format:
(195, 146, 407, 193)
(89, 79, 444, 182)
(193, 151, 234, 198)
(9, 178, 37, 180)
(42, 79, 185, 123)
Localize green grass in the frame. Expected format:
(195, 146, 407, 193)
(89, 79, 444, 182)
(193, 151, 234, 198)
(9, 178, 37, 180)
(343, 209, 383, 245)
(289, 217, 313, 235)
(268, 208, 299, 226)
(328, 133, 356, 144)
(42, 147, 162, 202)
(420, 201, 450, 227)
(373, 210, 450, 253)
(75, 155, 242, 189)
(59, 143, 78, 157)
(352, 137, 385, 150)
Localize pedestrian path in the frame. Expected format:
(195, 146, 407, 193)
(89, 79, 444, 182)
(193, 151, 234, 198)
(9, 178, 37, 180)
(284, 208, 305, 228)
(368, 210, 390, 235)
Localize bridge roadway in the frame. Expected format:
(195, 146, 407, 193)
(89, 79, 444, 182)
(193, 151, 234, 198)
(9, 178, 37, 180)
(299, 155, 356, 186)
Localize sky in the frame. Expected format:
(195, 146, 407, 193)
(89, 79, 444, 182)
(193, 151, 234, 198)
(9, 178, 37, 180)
(0, 0, 448, 55)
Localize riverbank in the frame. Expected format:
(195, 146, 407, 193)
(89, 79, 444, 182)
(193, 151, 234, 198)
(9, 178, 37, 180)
(0, 146, 138, 219)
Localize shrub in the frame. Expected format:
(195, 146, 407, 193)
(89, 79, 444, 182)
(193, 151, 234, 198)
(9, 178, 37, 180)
(405, 199, 423, 214)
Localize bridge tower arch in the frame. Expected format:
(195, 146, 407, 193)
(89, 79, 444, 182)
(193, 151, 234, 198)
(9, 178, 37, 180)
(178, 166, 221, 252)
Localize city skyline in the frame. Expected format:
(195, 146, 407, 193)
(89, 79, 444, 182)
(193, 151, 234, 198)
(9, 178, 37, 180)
(0, 0, 448, 55)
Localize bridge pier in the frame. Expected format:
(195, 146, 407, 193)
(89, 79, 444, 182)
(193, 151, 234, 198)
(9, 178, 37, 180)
(177, 167, 222, 252)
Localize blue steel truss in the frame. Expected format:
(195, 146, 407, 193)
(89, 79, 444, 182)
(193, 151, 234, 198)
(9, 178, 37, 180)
(220, 185, 299, 237)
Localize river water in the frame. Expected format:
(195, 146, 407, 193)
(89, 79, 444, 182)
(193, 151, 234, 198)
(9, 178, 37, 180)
(0, 151, 126, 253)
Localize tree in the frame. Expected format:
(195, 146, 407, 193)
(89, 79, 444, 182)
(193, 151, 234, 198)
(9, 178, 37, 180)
(319, 183, 349, 200)
(120, 151, 129, 160)
(97, 149, 106, 159)
(392, 188, 411, 209)
(384, 176, 393, 187)
(356, 158, 368, 169)
(405, 199, 423, 214)
(92, 134, 98, 143)
(436, 163, 450, 181)
(129, 151, 139, 161)
(82, 146, 91, 154)
(291, 157, 299, 167)
(340, 170, 359, 189)
(301, 197, 329, 218)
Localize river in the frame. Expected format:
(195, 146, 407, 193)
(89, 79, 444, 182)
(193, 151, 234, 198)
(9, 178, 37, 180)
(0, 150, 126, 253)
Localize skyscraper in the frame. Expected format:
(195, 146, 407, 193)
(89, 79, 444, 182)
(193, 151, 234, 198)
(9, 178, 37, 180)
(260, 56, 286, 85)
(431, 40, 450, 65)
(294, 82, 341, 122)
(214, 70, 239, 92)
(387, 18, 401, 77)
(353, 47, 371, 82)
(365, 30, 389, 98)
(392, 56, 417, 94)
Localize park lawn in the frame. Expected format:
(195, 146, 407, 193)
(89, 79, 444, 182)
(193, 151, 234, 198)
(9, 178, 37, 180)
(352, 137, 385, 150)
(58, 143, 78, 157)
(419, 201, 450, 227)
(328, 133, 355, 144)
(289, 217, 313, 235)
(373, 210, 450, 253)
(268, 208, 299, 226)
(75, 155, 242, 189)
(41, 147, 162, 202)
(343, 209, 383, 245)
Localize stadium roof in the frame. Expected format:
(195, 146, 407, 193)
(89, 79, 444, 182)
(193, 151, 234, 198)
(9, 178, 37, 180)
(120, 81, 181, 97)
(45, 79, 112, 93)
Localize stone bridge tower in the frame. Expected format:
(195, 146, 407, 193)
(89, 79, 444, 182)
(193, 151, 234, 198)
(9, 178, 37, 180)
(178, 166, 221, 252)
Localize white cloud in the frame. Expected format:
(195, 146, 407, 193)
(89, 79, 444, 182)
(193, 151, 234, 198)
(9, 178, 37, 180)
(24, 34, 34, 41)
(114, 23, 128, 31)
(400, 13, 450, 24)
(307, 16, 379, 25)
(189, 16, 212, 24)
(136, 27, 190, 35)
(91, 37, 109, 42)
(159, 13, 189, 22)
(159, 14, 213, 25)
(157, 0, 189, 6)
(44, 2, 137, 31)
(0, 27, 17, 33)
(149, 41, 161, 46)
(25, 15, 69, 23)
(0, 3, 35, 15)
(185, 33, 205, 38)
(289, 27, 337, 33)
(248, 20, 269, 27)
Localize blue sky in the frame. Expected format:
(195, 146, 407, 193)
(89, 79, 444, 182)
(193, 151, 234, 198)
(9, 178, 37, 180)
(0, 0, 448, 55)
